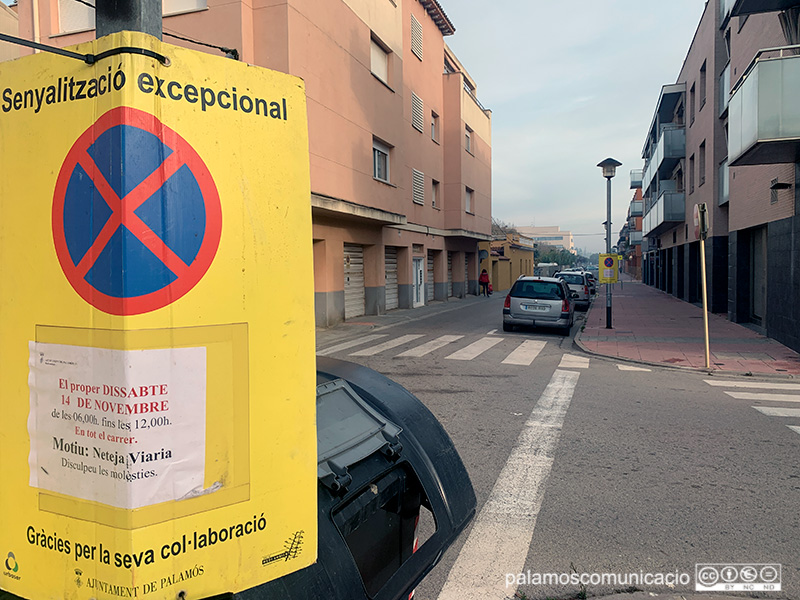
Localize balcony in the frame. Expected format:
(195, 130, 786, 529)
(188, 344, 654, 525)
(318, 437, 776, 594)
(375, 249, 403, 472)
(642, 191, 685, 237)
(729, 48, 800, 165)
(732, 0, 800, 16)
(629, 200, 644, 217)
(643, 125, 686, 191)
(630, 169, 643, 189)
(719, 159, 729, 205)
(630, 231, 643, 245)
(720, 0, 736, 27)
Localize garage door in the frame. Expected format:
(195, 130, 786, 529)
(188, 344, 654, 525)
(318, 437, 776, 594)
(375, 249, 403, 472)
(447, 252, 453, 297)
(427, 251, 435, 303)
(465, 255, 470, 295)
(385, 246, 399, 311)
(344, 243, 365, 320)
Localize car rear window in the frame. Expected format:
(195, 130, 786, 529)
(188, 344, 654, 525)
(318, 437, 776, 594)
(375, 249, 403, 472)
(511, 281, 564, 300)
(558, 274, 584, 285)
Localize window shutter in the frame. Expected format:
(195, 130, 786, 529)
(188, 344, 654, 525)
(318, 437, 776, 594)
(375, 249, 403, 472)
(411, 14, 423, 60)
(411, 93, 424, 132)
(412, 169, 425, 205)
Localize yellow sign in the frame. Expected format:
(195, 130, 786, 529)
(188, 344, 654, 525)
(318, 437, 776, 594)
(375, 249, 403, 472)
(0, 32, 316, 599)
(599, 253, 619, 283)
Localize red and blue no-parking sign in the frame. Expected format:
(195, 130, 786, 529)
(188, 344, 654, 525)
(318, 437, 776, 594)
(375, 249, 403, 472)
(603, 257, 614, 268)
(52, 107, 222, 315)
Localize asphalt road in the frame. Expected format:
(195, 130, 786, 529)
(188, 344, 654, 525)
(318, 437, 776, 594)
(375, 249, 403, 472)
(316, 294, 799, 600)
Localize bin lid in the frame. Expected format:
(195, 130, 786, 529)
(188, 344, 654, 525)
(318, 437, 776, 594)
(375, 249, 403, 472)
(317, 379, 403, 492)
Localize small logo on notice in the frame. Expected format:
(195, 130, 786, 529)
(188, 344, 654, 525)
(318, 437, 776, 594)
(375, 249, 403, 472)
(262, 531, 304, 566)
(75, 568, 83, 588)
(696, 564, 781, 592)
(3, 552, 20, 581)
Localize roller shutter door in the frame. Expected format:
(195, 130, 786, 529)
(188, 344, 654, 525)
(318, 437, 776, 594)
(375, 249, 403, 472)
(344, 244, 365, 320)
(427, 252, 435, 303)
(447, 252, 453, 297)
(465, 255, 470, 294)
(385, 247, 399, 311)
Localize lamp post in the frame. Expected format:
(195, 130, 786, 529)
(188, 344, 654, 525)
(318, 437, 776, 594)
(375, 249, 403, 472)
(597, 158, 621, 329)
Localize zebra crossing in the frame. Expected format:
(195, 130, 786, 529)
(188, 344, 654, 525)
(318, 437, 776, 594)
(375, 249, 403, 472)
(704, 379, 800, 437)
(317, 333, 585, 368)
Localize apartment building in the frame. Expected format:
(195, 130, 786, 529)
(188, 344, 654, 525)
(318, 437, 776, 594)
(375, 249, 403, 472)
(618, 172, 644, 280)
(515, 226, 575, 253)
(641, 0, 800, 352)
(14, 0, 492, 327)
(0, 2, 18, 62)
(478, 232, 536, 291)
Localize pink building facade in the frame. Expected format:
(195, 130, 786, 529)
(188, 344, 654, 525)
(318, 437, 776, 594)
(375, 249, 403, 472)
(14, 0, 492, 326)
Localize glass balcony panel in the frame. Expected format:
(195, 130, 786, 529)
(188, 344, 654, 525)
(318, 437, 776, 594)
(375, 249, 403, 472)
(718, 160, 729, 206)
(719, 63, 730, 117)
(630, 201, 643, 216)
(630, 231, 643, 245)
(630, 169, 643, 189)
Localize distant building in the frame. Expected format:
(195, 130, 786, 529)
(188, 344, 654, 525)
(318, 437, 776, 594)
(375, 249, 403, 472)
(478, 233, 535, 291)
(515, 226, 574, 252)
(617, 171, 644, 280)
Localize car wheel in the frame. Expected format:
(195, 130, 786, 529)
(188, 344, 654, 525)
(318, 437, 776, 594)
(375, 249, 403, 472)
(502, 322, 513, 332)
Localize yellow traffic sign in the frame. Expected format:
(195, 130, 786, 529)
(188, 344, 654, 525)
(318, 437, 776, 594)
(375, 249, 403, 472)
(599, 253, 619, 283)
(0, 32, 316, 598)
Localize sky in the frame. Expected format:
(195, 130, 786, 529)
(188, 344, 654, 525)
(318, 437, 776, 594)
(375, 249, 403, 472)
(443, 0, 708, 255)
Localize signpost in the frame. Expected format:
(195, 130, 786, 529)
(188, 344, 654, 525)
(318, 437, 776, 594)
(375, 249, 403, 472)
(694, 203, 711, 368)
(1, 32, 317, 599)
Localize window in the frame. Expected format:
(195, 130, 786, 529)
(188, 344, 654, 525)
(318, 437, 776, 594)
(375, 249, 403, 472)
(444, 56, 456, 74)
(58, 0, 206, 33)
(373, 139, 391, 183)
(432, 180, 440, 208)
(690, 83, 696, 125)
(689, 154, 695, 193)
(371, 37, 390, 85)
(411, 92, 424, 132)
(699, 141, 706, 186)
(700, 61, 707, 109)
(411, 14, 423, 60)
(431, 111, 439, 142)
(465, 187, 474, 213)
(412, 169, 425, 205)
(465, 126, 473, 153)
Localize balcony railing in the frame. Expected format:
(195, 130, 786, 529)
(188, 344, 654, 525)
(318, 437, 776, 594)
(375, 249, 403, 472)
(719, 62, 730, 117)
(729, 46, 800, 165)
(718, 159, 729, 206)
(732, 0, 799, 17)
(643, 125, 686, 192)
(720, 0, 736, 26)
(630, 169, 643, 189)
(630, 231, 643, 245)
(629, 200, 644, 217)
(642, 191, 685, 237)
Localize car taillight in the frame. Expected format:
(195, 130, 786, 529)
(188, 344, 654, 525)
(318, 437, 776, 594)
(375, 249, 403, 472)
(561, 299, 569, 312)
(584, 285, 589, 295)
(504, 294, 511, 309)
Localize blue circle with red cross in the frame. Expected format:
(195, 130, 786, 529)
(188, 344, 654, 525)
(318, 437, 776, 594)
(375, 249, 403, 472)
(53, 107, 222, 315)
(603, 257, 614, 267)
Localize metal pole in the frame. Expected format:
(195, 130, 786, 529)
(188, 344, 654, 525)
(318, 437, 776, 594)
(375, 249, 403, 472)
(96, 0, 163, 39)
(700, 236, 711, 368)
(606, 176, 612, 329)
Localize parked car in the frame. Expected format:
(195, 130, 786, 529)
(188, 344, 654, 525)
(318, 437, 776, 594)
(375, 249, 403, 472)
(584, 271, 597, 295)
(502, 276, 576, 335)
(554, 271, 591, 310)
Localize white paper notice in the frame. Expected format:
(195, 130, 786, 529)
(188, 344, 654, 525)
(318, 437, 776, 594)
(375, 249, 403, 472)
(28, 342, 207, 509)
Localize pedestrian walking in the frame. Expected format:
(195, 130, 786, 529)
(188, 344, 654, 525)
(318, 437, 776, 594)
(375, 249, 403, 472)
(479, 269, 490, 297)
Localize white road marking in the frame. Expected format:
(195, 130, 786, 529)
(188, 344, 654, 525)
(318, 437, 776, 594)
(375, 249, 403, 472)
(617, 364, 652, 372)
(558, 353, 590, 369)
(436, 369, 580, 600)
(788, 426, 800, 436)
(397, 335, 464, 358)
(349, 334, 425, 356)
(446, 337, 503, 361)
(316, 334, 388, 356)
(502, 340, 547, 366)
(725, 391, 800, 403)
(704, 380, 800, 390)
(753, 406, 800, 417)
(486, 329, 498, 335)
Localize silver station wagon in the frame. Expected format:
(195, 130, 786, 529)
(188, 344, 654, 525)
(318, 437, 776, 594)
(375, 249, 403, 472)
(502, 276, 576, 335)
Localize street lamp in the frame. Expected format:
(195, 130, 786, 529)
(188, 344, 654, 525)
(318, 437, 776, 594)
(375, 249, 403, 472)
(597, 158, 621, 329)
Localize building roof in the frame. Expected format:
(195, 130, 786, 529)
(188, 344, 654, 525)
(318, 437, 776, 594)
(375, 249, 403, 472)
(420, 0, 456, 36)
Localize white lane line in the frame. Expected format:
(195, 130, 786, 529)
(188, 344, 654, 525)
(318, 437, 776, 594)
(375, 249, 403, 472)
(486, 329, 498, 335)
(788, 426, 800, 436)
(349, 334, 425, 356)
(436, 369, 580, 600)
(753, 406, 800, 417)
(705, 380, 800, 390)
(397, 335, 464, 358)
(617, 364, 652, 372)
(446, 337, 503, 361)
(725, 391, 800, 403)
(502, 340, 547, 366)
(317, 334, 388, 356)
(558, 353, 590, 369)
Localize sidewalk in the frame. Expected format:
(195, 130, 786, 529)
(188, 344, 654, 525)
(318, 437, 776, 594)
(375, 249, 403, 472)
(576, 274, 800, 376)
